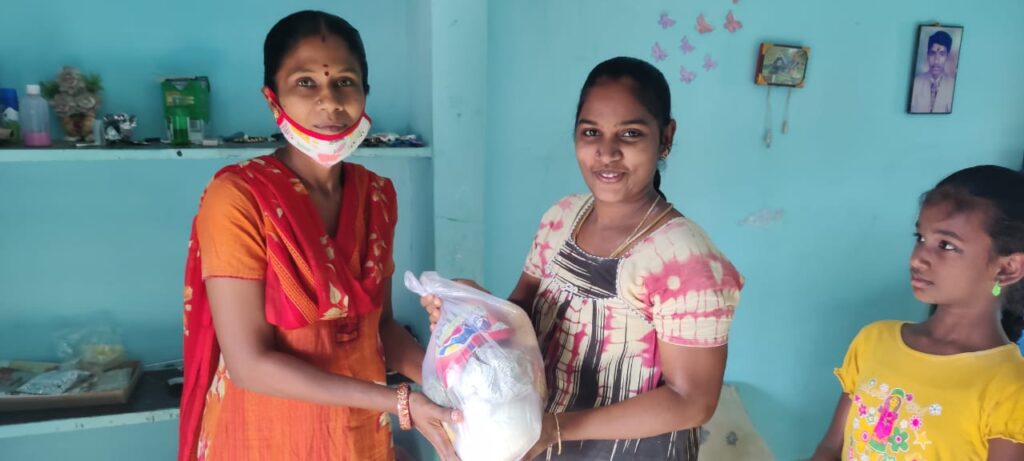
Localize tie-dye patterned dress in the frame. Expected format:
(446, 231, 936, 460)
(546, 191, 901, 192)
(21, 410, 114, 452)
(524, 195, 744, 460)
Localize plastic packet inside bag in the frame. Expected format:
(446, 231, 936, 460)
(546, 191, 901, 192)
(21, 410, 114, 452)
(55, 325, 125, 370)
(405, 271, 546, 461)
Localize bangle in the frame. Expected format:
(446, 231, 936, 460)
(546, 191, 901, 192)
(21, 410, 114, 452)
(396, 383, 412, 430)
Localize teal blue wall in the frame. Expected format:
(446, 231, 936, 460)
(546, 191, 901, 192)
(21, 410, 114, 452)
(484, 1, 1024, 459)
(430, 0, 487, 281)
(0, 421, 178, 461)
(0, 0, 429, 140)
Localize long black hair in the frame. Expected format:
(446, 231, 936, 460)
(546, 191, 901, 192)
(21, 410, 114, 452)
(575, 57, 672, 199)
(923, 165, 1024, 342)
(263, 10, 370, 95)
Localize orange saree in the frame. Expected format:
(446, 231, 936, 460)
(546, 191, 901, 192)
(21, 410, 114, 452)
(179, 156, 398, 460)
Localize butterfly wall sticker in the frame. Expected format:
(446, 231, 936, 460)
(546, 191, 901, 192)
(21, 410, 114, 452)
(651, 42, 668, 62)
(680, 36, 696, 54)
(679, 66, 697, 84)
(658, 12, 676, 29)
(703, 54, 718, 71)
(696, 13, 714, 34)
(725, 11, 743, 33)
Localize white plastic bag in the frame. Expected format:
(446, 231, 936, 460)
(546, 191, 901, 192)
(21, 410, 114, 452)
(405, 271, 546, 461)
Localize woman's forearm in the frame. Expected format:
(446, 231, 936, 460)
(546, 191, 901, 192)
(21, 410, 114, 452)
(230, 348, 399, 414)
(380, 317, 426, 383)
(559, 385, 718, 442)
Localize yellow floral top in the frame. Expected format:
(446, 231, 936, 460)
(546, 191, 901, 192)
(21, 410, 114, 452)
(835, 320, 1024, 461)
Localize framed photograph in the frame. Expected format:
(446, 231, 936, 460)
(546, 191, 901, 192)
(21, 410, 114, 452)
(755, 43, 810, 88)
(908, 24, 963, 114)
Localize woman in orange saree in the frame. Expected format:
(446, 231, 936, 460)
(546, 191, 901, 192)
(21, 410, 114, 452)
(178, 11, 456, 461)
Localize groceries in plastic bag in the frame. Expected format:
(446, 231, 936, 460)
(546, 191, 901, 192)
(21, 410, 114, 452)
(405, 271, 546, 461)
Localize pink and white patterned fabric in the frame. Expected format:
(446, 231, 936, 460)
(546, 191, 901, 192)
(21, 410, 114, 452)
(523, 194, 743, 460)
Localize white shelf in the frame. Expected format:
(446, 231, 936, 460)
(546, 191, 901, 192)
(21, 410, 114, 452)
(0, 408, 179, 439)
(0, 143, 431, 162)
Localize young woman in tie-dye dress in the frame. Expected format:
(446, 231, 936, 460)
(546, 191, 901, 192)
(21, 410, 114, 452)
(423, 57, 744, 460)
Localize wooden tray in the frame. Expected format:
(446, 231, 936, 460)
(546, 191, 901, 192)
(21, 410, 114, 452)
(0, 362, 141, 412)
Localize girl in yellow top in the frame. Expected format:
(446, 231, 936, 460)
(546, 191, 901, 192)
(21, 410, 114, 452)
(812, 165, 1024, 461)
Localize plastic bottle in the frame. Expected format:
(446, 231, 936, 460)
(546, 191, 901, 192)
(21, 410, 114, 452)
(22, 84, 52, 147)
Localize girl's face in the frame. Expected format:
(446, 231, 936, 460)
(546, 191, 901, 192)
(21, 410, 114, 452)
(574, 78, 675, 205)
(263, 33, 366, 136)
(910, 201, 1002, 306)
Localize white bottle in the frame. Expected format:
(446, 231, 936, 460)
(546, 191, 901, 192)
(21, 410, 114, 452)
(22, 84, 51, 147)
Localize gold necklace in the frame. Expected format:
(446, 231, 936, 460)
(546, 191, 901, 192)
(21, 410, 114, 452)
(610, 204, 674, 258)
(574, 195, 663, 257)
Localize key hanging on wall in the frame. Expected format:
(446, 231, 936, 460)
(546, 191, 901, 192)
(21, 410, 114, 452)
(754, 42, 810, 148)
(763, 86, 773, 148)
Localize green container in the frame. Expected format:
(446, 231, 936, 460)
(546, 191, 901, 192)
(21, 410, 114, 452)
(161, 77, 210, 145)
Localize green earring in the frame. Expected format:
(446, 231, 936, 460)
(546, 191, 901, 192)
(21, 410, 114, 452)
(992, 281, 1002, 297)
